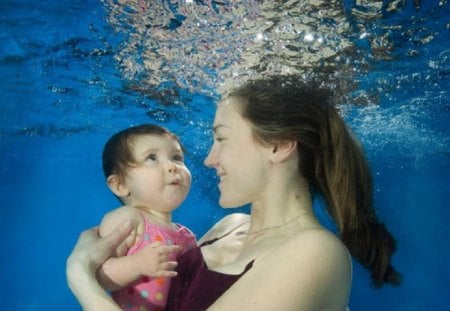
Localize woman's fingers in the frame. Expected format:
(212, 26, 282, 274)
(66, 224, 132, 310)
(101, 220, 134, 256)
(68, 221, 134, 273)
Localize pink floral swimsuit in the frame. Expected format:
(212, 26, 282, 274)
(112, 218, 196, 311)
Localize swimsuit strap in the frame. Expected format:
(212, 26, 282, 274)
(198, 236, 221, 247)
(199, 220, 250, 247)
(243, 259, 254, 273)
(199, 221, 255, 274)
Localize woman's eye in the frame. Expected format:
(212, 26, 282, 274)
(215, 137, 225, 142)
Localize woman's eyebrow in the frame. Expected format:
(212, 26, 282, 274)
(213, 124, 230, 133)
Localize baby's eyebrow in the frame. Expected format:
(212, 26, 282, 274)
(140, 148, 158, 157)
(172, 147, 184, 154)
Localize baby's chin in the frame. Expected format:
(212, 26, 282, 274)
(164, 195, 189, 210)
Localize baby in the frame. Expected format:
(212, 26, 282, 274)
(97, 124, 196, 310)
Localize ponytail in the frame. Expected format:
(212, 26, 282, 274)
(227, 75, 402, 287)
(314, 105, 402, 287)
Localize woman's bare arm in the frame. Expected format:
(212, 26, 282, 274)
(66, 222, 133, 311)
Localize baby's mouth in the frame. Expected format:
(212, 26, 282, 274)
(170, 179, 180, 185)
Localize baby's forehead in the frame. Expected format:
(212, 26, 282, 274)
(130, 133, 181, 149)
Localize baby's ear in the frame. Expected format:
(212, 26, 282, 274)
(269, 140, 297, 163)
(107, 174, 130, 197)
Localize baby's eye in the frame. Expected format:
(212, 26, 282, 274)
(147, 153, 157, 161)
(173, 154, 184, 162)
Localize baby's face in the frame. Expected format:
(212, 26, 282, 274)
(123, 134, 191, 213)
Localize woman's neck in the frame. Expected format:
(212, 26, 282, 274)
(229, 186, 319, 268)
(247, 177, 315, 234)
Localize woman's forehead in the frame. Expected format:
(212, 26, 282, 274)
(215, 97, 240, 123)
(213, 98, 254, 137)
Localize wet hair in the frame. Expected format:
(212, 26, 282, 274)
(102, 124, 184, 185)
(226, 75, 402, 288)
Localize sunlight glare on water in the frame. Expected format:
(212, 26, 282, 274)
(102, 0, 364, 96)
(99, 0, 449, 166)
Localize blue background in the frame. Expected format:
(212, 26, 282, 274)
(0, 0, 449, 309)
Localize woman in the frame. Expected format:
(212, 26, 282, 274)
(67, 76, 401, 310)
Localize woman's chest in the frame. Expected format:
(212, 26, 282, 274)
(206, 237, 280, 274)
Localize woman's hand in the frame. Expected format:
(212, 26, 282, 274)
(67, 220, 134, 277)
(66, 220, 183, 309)
(66, 220, 134, 310)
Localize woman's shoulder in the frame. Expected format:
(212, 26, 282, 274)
(289, 227, 347, 249)
(253, 228, 351, 290)
(275, 228, 350, 265)
(262, 228, 351, 290)
(211, 228, 351, 310)
(252, 229, 351, 309)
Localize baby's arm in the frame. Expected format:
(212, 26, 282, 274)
(97, 207, 179, 291)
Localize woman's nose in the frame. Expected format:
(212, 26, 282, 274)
(204, 145, 217, 168)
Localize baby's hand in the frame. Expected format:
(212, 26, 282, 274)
(132, 242, 181, 278)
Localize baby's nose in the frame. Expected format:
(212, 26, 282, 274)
(168, 163, 178, 173)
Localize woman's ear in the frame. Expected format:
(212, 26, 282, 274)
(269, 140, 298, 163)
(107, 175, 130, 197)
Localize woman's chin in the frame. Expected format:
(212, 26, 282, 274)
(219, 196, 244, 209)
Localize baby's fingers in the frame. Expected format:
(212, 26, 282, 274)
(148, 242, 181, 253)
(155, 261, 178, 277)
(161, 260, 178, 271)
(159, 244, 181, 256)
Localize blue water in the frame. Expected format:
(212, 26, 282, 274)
(1, 0, 449, 310)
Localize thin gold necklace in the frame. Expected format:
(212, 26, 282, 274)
(246, 212, 311, 236)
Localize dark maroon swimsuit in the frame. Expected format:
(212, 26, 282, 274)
(166, 243, 254, 311)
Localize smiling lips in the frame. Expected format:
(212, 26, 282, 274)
(217, 173, 226, 185)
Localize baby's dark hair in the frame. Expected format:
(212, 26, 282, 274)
(102, 124, 184, 185)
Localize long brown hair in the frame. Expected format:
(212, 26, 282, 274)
(227, 76, 401, 287)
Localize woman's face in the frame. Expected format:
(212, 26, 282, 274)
(204, 97, 272, 208)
